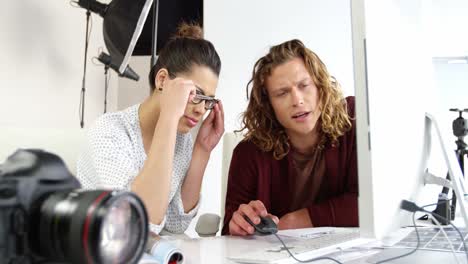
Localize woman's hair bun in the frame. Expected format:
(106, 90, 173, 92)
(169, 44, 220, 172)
(173, 22, 203, 40)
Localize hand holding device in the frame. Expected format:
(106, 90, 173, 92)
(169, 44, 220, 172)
(244, 215, 278, 235)
(228, 200, 279, 236)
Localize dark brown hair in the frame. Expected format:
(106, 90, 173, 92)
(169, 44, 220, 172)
(240, 39, 352, 160)
(148, 22, 221, 92)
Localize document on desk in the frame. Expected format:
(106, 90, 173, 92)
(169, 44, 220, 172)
(229, 227, 371, 264)
(278, 227, 349, 239)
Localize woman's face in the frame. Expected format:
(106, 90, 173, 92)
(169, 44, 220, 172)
(265, 57, 321, 139)
(176, 65, 219, 133)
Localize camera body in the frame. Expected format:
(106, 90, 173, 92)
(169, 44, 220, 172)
(0, 149, 149, 264)
(0, 149, 80, 263)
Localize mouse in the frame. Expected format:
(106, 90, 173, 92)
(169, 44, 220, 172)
(244, 215, 278, 235)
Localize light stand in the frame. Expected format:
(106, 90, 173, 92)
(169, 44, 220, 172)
(432, 109, 468, 222)
(424, 113, 468, 230)
(79, 8, 91, 128)
(74, 0, 152, 125)
(103, 65, 109, 113)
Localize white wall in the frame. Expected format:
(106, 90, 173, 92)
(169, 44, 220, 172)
(430, 0, 468, 57)
(117, 56, 151, 110)
(0, 1, 118, 130)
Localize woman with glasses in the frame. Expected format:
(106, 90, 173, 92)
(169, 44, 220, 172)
(77, 23, 224, 235)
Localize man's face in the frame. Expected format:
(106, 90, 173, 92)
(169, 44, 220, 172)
(265, 57, 321, 139)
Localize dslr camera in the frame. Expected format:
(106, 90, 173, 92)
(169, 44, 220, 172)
(0, 149, 148, 264)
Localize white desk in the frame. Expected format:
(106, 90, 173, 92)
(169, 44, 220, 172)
(144, 226, 468, 264)
(163, 232, 346, 264)
(148, 228, 376, 264)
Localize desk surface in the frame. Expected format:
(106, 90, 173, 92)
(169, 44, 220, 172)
(145, 227, 467, 264)
(166, 233, 341, 264)
(152, 228, 377, 264)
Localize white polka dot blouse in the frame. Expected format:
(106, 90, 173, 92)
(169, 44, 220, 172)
(76, 104, 199, 234)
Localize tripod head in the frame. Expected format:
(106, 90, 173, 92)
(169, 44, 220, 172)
(450, 108, 468, 140)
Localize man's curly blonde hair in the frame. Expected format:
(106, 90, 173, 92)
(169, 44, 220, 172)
(239, 39, 352, 160)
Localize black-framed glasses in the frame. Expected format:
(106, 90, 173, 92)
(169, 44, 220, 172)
(192, 92, 219, 110)
(159, 73, 219, 110)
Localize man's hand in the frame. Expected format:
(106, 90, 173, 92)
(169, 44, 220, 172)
(277, 208, 313, 230)
(228, 200, 279, 236)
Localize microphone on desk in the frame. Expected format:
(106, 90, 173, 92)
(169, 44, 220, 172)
(145, 233, 184, 264)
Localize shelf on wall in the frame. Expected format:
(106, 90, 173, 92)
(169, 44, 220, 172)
(432, 56, 468, 64)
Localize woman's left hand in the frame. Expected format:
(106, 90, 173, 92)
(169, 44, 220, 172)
(194, 100, 225, 153)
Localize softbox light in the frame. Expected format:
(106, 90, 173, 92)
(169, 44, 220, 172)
(132, 0, 203, 56)
(77, 0, 154, 81)
(102, 0, 153, 81)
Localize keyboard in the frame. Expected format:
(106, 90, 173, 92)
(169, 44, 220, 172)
(229, 229, 362, 264)
(393, 227, 468, 252)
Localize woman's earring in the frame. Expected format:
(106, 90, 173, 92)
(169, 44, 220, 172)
(158, 86, 163, 92)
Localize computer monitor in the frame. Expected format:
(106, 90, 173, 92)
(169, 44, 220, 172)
(351, 0, 468, 240)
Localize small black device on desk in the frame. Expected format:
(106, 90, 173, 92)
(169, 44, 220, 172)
(244, 216, 278, 235)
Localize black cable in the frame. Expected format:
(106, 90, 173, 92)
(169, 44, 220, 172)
(420, 200, 468, 261)
(425, 209, 468, 262)
(377, 200, 468, 264)
(273, 233, 344, 264)
(420, 199, 453, 209)
(375, 212, 420, 264)
(419, 198, 453, 221)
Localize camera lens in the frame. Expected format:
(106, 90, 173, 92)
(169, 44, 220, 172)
(97, 194, 145, 263)
(30, 190, 148, 264)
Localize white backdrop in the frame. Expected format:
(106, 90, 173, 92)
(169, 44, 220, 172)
(0, 0, 118, 129)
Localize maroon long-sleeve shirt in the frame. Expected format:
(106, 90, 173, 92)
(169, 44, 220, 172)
(222, 96, 358, 235)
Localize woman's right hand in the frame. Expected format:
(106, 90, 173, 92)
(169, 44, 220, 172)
(159, 77, 196, 119)
(228, 200, 279, 236)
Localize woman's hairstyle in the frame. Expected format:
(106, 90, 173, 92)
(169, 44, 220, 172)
(240, 39, 352, 160)
(148, 22, 221, 92)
